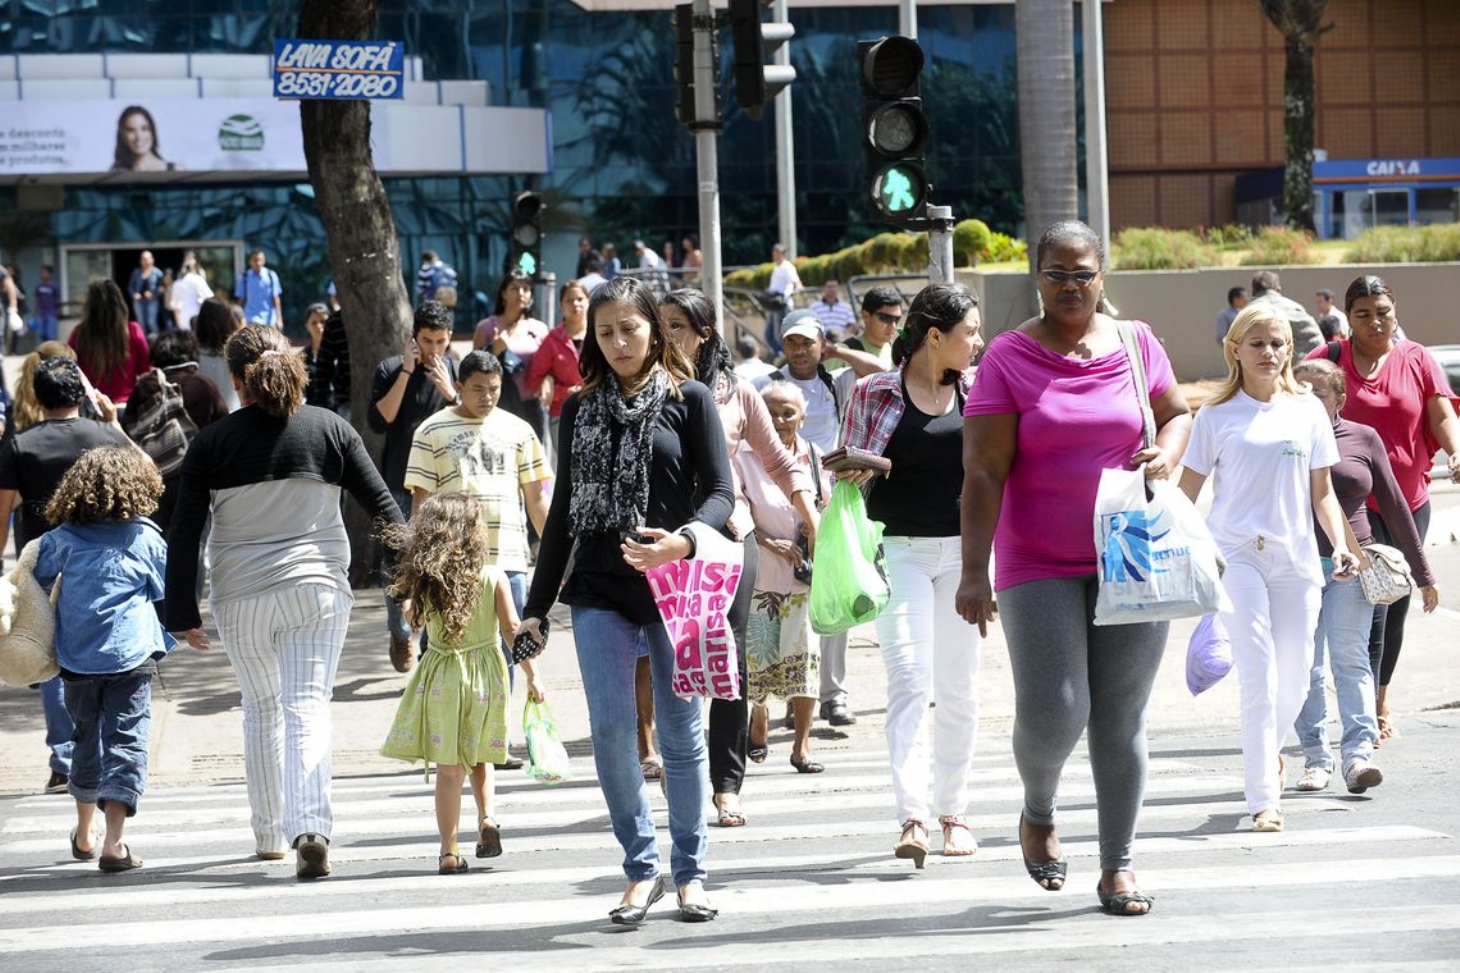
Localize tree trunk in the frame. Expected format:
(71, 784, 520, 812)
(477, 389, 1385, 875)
(298, 0, 413, 586)
(1258, 0, 1331, 234)
(1015, 0, 1080, 293)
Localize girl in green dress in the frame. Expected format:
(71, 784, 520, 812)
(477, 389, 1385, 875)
(381, 492, 544, 874)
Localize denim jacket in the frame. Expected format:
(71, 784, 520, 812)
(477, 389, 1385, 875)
(34, 518, 175, 675)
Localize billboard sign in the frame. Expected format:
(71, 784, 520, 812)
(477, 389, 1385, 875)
(272, 39, 406, 101)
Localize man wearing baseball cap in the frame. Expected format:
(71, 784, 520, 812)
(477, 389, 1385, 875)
(754, 308, 858, 728)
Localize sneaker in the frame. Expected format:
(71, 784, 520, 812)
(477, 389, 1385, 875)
(294, 833, 331, 879)
(44, 771, 68, 795)
(819, 700, 857, 727)
(1344, 760, 1383, 794)
(389, 634, 414, 674)
(1295, 767, 1331, 792)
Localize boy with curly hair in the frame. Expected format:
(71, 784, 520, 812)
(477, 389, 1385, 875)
(33, 445, 180, 872)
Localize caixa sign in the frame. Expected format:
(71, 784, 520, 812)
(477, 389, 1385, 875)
(272, 39, 405, 101)
(1366, 159, 1421, 177)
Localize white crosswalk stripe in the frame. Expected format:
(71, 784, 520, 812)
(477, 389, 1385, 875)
(0, 729, 1450, 970)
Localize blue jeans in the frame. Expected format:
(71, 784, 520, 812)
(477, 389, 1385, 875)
(136, 298, 159, 335)
(30, 313, 57, 343)
(41, 675, 74, 775)
(63, 666, 154, 813)
(383, 487, 414, 642)
(571, 605, 709, 887)
(1295, 565, 1378, 772)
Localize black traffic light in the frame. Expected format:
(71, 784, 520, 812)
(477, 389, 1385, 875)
(509, 191, 544, 278)
(674, 2, 720, 129)
(730, 0, 795, 123)
(858, 36, 929, 224)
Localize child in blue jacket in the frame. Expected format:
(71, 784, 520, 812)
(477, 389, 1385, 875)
(34, 445, 176, 872)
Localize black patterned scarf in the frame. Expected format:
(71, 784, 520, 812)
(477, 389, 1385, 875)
(569, 367, 671, 535)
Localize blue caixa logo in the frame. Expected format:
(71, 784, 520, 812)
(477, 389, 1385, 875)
(1101, 509, 1185, 583)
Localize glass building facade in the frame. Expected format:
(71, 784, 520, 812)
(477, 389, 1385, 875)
(1, 1, 1039, 325)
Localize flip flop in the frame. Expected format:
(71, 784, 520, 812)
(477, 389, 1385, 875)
(70, 829, 97, 861)
(640, 757, 664, 781)
(1098, 881, 1155, 916)
(714, 796, 746, 828)
(98, 845, 143, 873)
(476, 818, 503, 858)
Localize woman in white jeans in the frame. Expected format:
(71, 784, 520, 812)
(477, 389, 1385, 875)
(839, 283, 984, 867)
(166, 325, 403, 878)
(1179, 305, 1358, 833)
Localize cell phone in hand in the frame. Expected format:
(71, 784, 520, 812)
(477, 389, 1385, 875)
(511, 619, 550, 664)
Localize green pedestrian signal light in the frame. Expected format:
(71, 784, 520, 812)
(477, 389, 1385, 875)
(508, 190, 544, 279)
(858, 36, 929, 225)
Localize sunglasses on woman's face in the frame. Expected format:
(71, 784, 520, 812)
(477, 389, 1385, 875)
(1039, 269, 1099, 286)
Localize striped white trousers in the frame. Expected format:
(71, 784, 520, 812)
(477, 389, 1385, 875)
(213, 583, 354, 854)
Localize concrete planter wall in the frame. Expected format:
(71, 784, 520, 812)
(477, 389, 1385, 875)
(957, 263, 1460, 383)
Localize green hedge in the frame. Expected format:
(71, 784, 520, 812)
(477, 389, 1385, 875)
(1240, 226, 1319, 266)
(1346, 224, 1460, 263)
(725, 220, 1024, 290)
(1112, 228, 1212, 270)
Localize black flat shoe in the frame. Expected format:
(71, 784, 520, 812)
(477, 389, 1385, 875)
(609, 875, 666, 926)
(1019, 813, 1066, 891)
(677, 885, 718, 923)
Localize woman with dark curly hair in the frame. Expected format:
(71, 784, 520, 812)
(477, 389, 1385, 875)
(381, 492, 544, 874)
(165, 325, 403, 880)
(68, 279, 150, 406)
(35, 445, 172, 872)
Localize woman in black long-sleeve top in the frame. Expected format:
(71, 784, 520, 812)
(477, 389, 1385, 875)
(521, 276, 734, 924)
(165, 325, 402, 880)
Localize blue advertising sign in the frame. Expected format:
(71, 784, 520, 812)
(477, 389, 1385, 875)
(273, 39, 405, 101)
(1314, 157, 1460, 184)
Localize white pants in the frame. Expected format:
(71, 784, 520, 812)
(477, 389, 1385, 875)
(1219, 540, 1322, 815)
(213, 584, 354, 853)
(872, 536, 982, 825)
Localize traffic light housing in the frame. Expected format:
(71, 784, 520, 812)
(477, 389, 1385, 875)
(730, 0, 795, 123)
(508, 191, 544, 278)
(859, 36, 929, 224)
(674, 2, 721, 129)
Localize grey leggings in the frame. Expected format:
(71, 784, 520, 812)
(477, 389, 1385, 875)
(999, 575, 1167, 871)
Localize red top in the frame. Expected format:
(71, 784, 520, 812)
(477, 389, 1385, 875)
(1305, 339, 1452, 512)
(69, 320, 151, 404)
(525, 324, 584, 418)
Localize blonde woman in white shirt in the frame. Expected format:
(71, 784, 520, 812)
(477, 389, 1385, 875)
(1179, 305, 1358, 833)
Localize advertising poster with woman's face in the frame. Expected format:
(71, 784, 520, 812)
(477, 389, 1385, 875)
(0, 99, 307, 178)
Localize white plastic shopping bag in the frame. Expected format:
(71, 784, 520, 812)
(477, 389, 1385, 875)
(1093, 467, 1230, 625)
(1185, 613, 1233, 695)
(645, 522, 744, 701)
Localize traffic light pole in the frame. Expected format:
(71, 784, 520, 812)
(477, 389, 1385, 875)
(772, 0, 796, 259)
(692, 0, 725, 331)
(926, 204, 955, 285)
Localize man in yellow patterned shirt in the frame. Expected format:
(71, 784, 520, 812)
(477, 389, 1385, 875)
(405, 350, 551, 615)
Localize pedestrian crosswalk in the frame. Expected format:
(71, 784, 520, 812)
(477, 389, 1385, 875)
(0, 730, 1454, 971)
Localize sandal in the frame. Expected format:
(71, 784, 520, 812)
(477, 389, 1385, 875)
(98, 845, 144, 873)
(789, 756, 824, 774)
(70, 828, 97, 861)
(714, 793, 746, 828)
(748, 743, 769, 764)
(438, 851, 469, 874)
(476, 818, 503, 858)
(894, 818, 929, 869)
(1019, 812, 1066, 890)
(938, 814, 977, 857)
(640, 757, 663, 781)
(1378, 714, 1399, 741)
(1097, 878, 1155, 916)
(1252, 809, 1284, 832)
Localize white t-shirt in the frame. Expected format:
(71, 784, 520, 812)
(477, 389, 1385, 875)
(1183, 390, 1338, 571)
(789, 374, 838, 452)
(768, 258, 800, 299)
(170, 272, 214, 329)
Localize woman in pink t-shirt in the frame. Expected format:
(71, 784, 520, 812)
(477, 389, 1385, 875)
(958, 221, 1192, 917)
(474, 269, 550, 448)
(1303, 275, 1460, 739)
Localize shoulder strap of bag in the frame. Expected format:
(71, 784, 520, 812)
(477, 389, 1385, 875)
(1115, 319, 1156, 450)
(1326, 340, 1342, 364)
(806, 441, 824, 508)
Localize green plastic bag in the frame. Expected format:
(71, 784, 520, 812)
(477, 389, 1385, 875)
(523, 699, 573, 784)
(809, 479, 890, 635)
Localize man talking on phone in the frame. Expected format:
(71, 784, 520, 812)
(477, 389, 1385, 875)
(368, 301, 460, 673)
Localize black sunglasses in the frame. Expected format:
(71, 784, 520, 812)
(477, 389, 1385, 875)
(872, 310, 903, 325)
